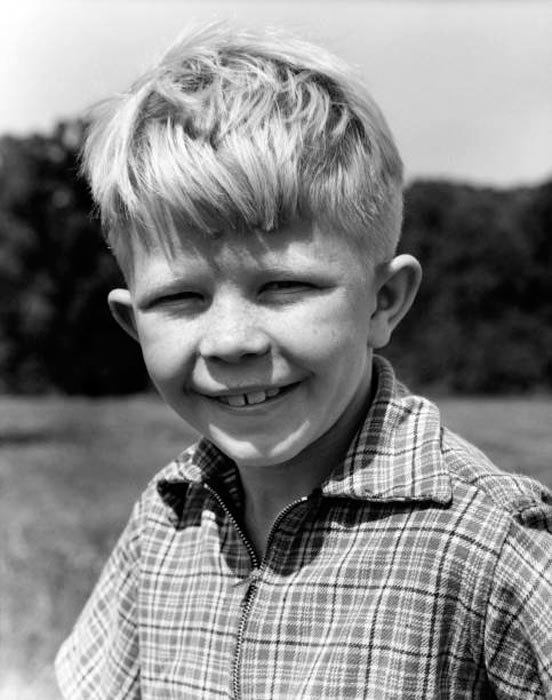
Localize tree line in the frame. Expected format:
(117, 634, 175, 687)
(0, 120, 550, 394)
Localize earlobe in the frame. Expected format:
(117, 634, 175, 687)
(368, 254, 422, 349)
(107, 289, 139, 342)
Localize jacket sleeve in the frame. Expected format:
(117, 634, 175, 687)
(484, 503, 552, 699)
(55, 498, 143, 699)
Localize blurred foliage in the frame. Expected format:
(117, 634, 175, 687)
(386, 179, 552, 392)
(0, 119, 550, 394)
(0, 122, 148, 394)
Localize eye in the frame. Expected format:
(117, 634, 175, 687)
(159, 291, 203, 303)
(261, 281, 315, 294)
(258, 280, 320, 305)
(146, 290, 205, 312)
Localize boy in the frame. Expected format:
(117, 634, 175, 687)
(57, 23, 552, 699)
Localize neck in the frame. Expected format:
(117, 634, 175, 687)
(237, 365, 374, 558)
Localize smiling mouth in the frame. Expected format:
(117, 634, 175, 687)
(211, 383, 298, 408)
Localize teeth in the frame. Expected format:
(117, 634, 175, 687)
(216, 387, 283, 407)
(246, 391, 267, 405)
(225, 394, 247, 407)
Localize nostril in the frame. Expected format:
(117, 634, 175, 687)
(199, 329, 271, 362)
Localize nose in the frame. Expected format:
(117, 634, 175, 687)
(198, 297, 271, 363)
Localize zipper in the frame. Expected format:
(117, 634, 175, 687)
(231, 568, 261, 700)
(231, 496, 310, 699)
(204, 482, 259, 567)
(204, 482, 314, 699)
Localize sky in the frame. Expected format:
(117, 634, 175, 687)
(1, 0, 551, 187)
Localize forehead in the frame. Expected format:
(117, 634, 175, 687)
(126, 220, 372, 283)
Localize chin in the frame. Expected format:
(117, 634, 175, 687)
(211, 432, 307, 469)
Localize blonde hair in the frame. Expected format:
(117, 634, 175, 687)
(81, 22, 404, 265)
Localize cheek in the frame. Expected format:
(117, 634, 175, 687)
(136, 318, 195, 386)
(283, 300, 369, 363)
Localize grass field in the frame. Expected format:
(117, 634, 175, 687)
(1, 393, 551, 699)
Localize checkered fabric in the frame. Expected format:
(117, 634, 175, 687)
(56, 356, 552, 699)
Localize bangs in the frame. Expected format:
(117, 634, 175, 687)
(130, 117, 301, 240)
(107, 112, 397, 259)
(82, 23, 403, 262)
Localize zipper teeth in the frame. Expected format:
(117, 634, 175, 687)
(204, 484, 258, 700)
(205, 482, 312, 700)
(232, 582, 257, 699)
(234, 496, 309, 699)
(260, 496, 309, 566)
(204, 483, 259, 566)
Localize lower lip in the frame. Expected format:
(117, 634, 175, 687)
(207, 382, 301, 412)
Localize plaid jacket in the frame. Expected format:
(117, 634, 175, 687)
(56, 356, 552, 699)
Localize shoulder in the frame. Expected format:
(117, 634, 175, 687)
(441, 426, 552, 534)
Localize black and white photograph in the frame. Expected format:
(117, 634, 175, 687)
(1, 1, 551, 698)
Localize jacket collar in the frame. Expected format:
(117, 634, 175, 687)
(157, 356, 452, 513)
(321, 356, 452, 504)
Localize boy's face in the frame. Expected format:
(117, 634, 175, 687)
(118, 221, 381, 468)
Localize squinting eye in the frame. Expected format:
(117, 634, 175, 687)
(261, 281, 313, 293)
(163, 292, 201, 301)
(154, 291, 205, 308)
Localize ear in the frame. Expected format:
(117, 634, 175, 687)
(367, 254, 422, 349)
(107, 288, 139, 342)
